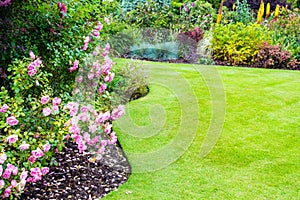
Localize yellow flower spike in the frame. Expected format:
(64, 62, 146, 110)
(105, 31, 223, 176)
(217, 14, 222, 24)
(266, 3, 270, 17)
(217, 0, 224, 24)
(232, 3, 236, 11)
(274, 4, 280, 18)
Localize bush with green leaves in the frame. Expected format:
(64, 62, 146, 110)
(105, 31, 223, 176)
(121, 0, 171, 13)
(0, 0, 124, 94)
(268, 8, 300, 61)
(222, 0, 254, 24)
(172, 0, 216, 31)
(211, 22, 272, 66)
(0, 54, 70, 198)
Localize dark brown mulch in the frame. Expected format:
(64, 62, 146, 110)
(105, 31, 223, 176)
(21, 141, 131, 200)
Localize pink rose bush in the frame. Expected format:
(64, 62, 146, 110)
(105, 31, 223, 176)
(0, 15, 127, 198)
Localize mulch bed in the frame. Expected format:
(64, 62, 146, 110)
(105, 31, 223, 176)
(21, 141, 131, 200)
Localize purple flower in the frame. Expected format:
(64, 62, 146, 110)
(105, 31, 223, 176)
(192, 2, 195, 8)
(98, 83, 107, 93)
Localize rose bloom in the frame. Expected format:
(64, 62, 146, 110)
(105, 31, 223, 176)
(20, 143, 30, 151)
(29, 51, 35, 59)
(43, 143, 51, 152)
(2, 168, 11, 179)
(32, 148, 44, 158)
(28, 156, 36, 164)
(6, 116, 18, 126)
(42, 107, 52, 116)
(0, 104, 9, 113)
(41, 95, 50, 104)
(28, 68, 37, 76)
(0, 153, 7, 164)
(5, 135, 18, 144)
(41, 167, 49, 175)
(11, 180, 17, 187)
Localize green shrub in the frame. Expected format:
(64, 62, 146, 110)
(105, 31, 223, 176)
(222, 0, 254, 24)
(0, 0, 123, 94)
(172, 0, 216, 31)
(211, 22, 272, 66)
(268, 8, 300, 61)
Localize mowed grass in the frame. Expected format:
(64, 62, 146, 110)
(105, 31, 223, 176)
(105, 59, 300, 200)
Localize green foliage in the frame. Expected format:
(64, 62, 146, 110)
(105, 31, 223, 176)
(211, 22, 272, 66)
(0, 56, 71, 197)
(121, 0, 171, 13)
(123, 0, 173, 29)
(172, 0, 217, 31)
(222, 0, 255, 24)
(0, 0, 124, 95)
(110, 61, 149, 104)
(268, 8, 300, 61)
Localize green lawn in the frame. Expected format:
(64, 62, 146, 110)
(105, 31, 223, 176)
(105, 60, 300, 200)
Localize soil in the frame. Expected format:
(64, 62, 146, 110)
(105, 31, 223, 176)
(21, 141, 131, 200)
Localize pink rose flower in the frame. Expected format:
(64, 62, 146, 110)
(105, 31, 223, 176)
(95, 22, 103, 31)
(11, 180, 17, 187)
(20, 143, 30, 151)
(111, 105, 125, 120)
(61, 4, 66, 13)
(0, 153, 7, 164)
(28, 156, 36, 164)
(27, 63, 36, 70)
(28, 68, 37, 76)
(5, 135, 18, 144)
(41, 96, 50, 104)
(0, 104, 9, 113)
(2, 168, 11, 179)
(92, 30, 99, 37)
(32, 148, 44, 158)
(29, 51, 35, 60)
(12, 166, 18, 176)
(98, 83, 107, 93)
(33, 58, 42, 66)
(3, 186, 12, 198)
(6, 116, 18, 126)
(42, 107, 51, 116)
(52, 97, 61, 106)
(43, 143, 51, 152)
(20, 170, 28, 180)
(82, 43, 88, 51)
(104, 72, 115, 82)
(41, 167, 49, 175)
(96, 111, 110, 124)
